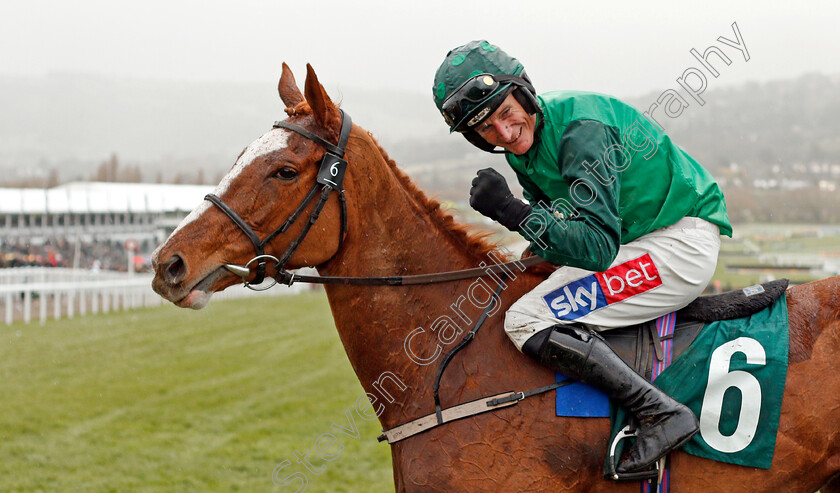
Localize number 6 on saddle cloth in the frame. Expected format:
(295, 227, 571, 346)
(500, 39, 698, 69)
(205, 110, 352, 289)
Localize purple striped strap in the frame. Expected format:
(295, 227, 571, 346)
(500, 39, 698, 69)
(643, 312, 676, 493)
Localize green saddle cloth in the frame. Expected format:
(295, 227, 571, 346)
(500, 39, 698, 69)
(607, 294, 789, 471)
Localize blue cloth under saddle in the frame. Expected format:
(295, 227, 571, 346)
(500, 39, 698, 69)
(554, 372, 610, 417)
(555, 312, 678, 418)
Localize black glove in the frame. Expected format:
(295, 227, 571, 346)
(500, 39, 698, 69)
(469, 168, 533, 231)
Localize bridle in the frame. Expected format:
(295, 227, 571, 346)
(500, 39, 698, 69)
(205, 110, 352, 290)
(205, 109, 542, 290)
(203, 109, 556, 443)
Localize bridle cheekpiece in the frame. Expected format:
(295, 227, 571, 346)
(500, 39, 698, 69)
(205, 110, 352, 290)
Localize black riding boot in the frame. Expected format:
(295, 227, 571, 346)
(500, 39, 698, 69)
(522, 324, 699, 473)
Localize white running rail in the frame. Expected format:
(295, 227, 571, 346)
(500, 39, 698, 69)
(0, 267, 308, 325)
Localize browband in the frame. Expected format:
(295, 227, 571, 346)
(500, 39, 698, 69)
(273, 109, 352, 158)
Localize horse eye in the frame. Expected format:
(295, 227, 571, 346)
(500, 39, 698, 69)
(275, 167, 297, 180)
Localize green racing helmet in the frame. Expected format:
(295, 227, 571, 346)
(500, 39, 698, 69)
(433, 40, 541, 152)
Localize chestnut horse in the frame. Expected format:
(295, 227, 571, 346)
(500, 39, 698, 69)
(151, 64, 840, 492)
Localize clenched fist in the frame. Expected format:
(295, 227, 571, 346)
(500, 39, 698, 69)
(469, 168, 532, 231)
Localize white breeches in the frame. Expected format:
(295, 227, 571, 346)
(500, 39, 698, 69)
(504, 217, 721, 350)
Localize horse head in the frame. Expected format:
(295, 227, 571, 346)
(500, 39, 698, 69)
(151, 64, 347, 308)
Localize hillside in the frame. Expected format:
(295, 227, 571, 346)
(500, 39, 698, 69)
(2, 71, 839, 192)
(633, 72, 840, 171)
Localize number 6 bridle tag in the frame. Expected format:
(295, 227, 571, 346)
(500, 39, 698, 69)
(317, 152, 348, 190)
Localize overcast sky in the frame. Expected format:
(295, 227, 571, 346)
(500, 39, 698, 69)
(2, 0, 839, 100)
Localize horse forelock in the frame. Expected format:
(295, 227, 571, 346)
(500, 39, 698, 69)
(283, 101, 343, 142)
(284, 101, 310, 117)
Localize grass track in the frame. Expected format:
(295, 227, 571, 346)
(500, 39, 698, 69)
(0, 292, 393, 492)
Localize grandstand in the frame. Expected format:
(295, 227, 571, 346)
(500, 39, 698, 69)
(0, 182, 311, 325)
(0, 181, 212, 245)
(0, 182, 212, 269)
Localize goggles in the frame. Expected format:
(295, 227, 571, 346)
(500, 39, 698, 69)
(441, 73, 509, 132)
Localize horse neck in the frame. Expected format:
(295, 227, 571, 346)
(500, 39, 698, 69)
(324, 140, 485, 277)
(317, 131, 520, 428)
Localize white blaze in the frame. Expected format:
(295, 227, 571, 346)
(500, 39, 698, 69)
(214, 128, 290, 196)
(169, 128, 291, 238)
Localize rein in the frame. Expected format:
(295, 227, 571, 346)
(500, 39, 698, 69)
(272, 255, 544, 286)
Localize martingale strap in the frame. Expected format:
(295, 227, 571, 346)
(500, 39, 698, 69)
(375, 274, 573, 445)
(378, 381, 572, 444)
(433, 277, 508, 424)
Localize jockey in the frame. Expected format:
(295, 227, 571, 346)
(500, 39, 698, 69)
(433, 40, 732, 474)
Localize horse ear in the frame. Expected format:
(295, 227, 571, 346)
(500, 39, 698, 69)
(278, 62, 304, 108)
(303, 63, 339, 130)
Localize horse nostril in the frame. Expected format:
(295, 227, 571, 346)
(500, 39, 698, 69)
(165, 255, 187, 284)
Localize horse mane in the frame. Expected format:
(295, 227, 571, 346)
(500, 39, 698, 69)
(361, 132, 499, 260)
(287, 100, 502, 261)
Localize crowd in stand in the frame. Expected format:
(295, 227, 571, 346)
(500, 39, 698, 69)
(0, 238, 151, 272)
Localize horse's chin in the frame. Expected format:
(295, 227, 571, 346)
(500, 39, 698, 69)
(176, 289, 214, 310)
(174, 267, 225, 309)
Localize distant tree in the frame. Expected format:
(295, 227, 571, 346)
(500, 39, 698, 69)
(93, 153, 119, 182)
(107, 153, 118, 181)
(119, 164, 142, 183)
(93, 162, 107, 182)
(46, 169, 59, 188)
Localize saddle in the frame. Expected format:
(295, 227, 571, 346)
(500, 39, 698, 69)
(599, 278, 789, 379)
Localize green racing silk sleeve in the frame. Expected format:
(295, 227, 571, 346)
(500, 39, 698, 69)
(518, 119, 622, 271)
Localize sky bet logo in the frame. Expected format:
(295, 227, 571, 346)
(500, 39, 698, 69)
(543, 254, 663, 320)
